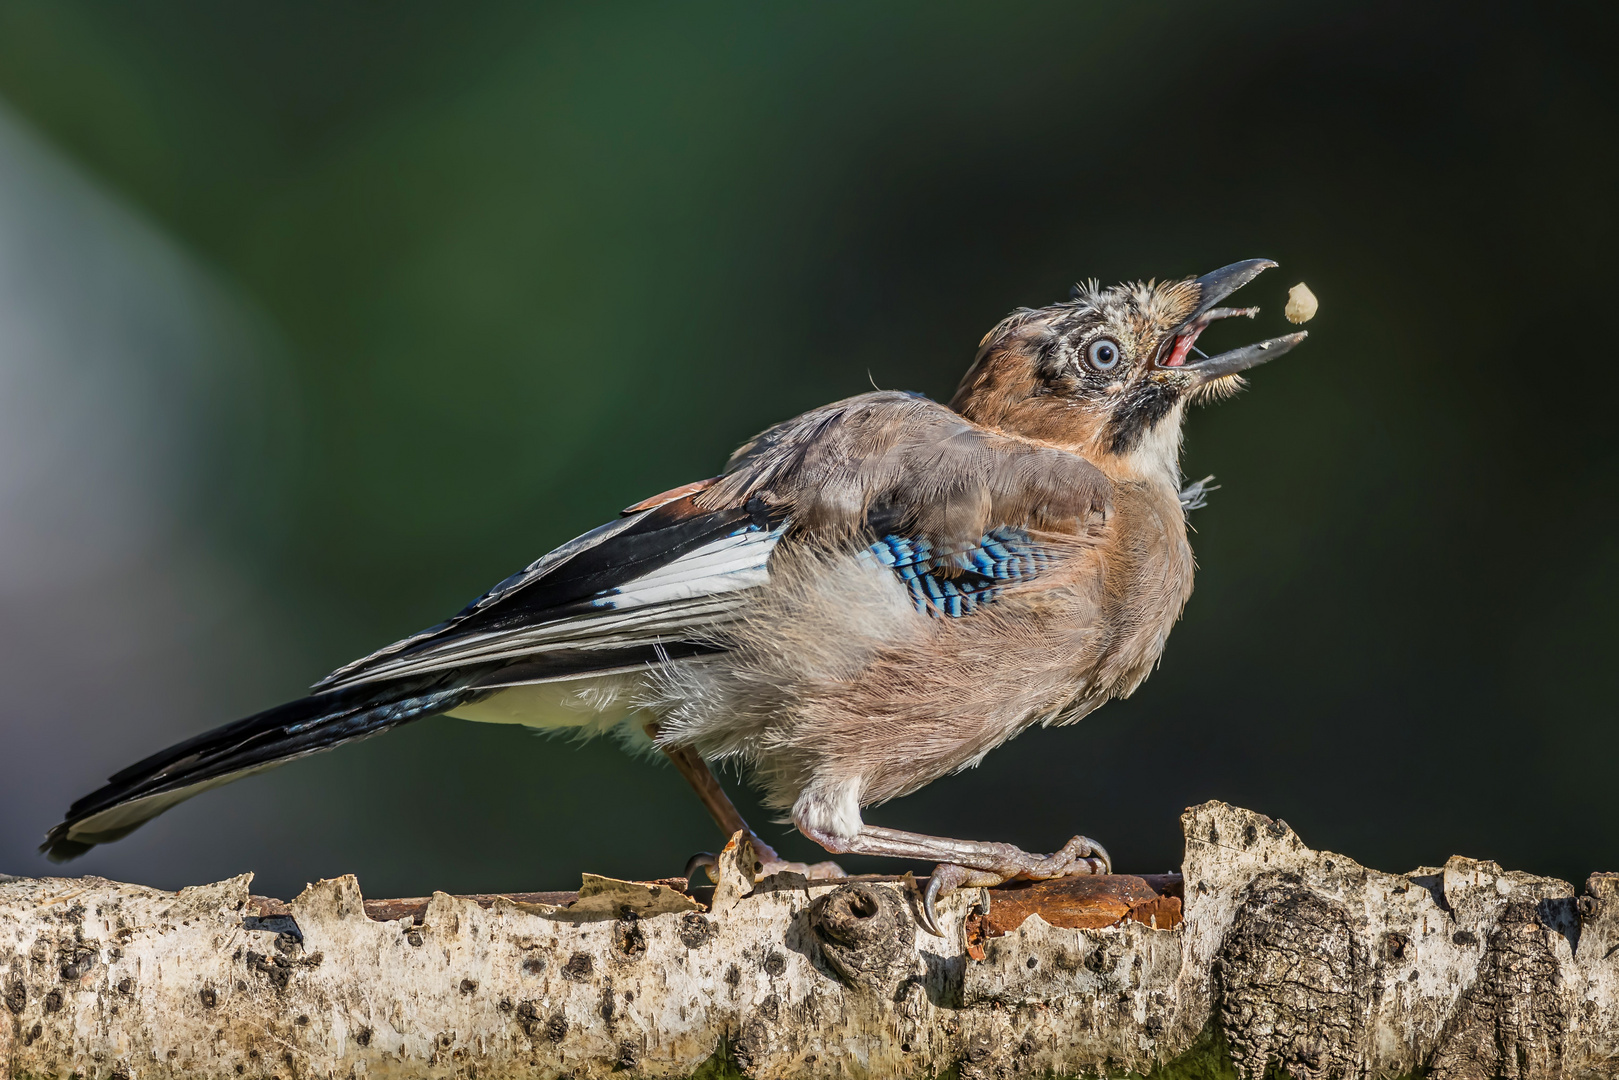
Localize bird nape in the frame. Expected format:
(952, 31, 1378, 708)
(45, 259, 1305, 934)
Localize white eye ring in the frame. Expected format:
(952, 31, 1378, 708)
(1086, 337, 1122, 371)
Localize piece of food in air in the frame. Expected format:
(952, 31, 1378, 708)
(1285, 282, 1318, 324)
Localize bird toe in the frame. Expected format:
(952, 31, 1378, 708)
(922, 862, 1007, 937)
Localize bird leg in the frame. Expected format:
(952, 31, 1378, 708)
(798, 822, 1110, 936)
(652, 731, 845, 882)
(658, 740, 749, 838)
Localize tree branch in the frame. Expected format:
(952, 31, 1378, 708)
(3, 802, 1615, 1078)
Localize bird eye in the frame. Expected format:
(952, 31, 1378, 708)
(1085, 337, 1122, 371)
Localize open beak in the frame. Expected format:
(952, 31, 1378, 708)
(1157, 258, 1307, 381)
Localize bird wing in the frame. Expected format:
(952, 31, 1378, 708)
(702, 389, 1113, 550)
(316, 494, 787, 692)
(323, 391, 1111, 691)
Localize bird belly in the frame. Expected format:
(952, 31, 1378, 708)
(651, 544, 1108, 813)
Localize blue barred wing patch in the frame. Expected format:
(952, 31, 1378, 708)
(865, 526, 1052, 617)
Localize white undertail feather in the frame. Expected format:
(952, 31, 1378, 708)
(447, 672, 662, 754)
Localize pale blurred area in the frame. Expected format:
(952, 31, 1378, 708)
(0, 103, 300, 885)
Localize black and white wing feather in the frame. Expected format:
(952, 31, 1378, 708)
(316, 495, 785, 692)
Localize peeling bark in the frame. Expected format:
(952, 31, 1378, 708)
(3, 802, 1616, 1079)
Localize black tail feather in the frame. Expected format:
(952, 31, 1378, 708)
(43, 678, 484, 861)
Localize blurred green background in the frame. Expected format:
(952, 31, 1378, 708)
(0, 1, 1614, 899)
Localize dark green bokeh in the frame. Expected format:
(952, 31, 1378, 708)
(1, 1, 1615, 898)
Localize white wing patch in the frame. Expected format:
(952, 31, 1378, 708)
(595, 524, 783, 610)
(321, 524, 784, 690)
(314, 514, 643, 691)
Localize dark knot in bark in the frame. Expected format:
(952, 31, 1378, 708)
(809, 883, 919, 993)
(812, 884, 894, 948)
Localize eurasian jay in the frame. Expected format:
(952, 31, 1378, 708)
(45, 259, 1305, 933)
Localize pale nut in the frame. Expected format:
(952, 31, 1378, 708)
(1285, 282, 1318, 324)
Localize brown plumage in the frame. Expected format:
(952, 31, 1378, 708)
(44, 260, 1305, 930)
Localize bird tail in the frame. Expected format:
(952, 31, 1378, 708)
(41, 679, 484, 862)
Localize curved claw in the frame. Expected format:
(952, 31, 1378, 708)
(920, 874, 946, 938)
(1045, 834, 1111, 877)
(920, 863, 974, 938)
(1088, 837, 1113, 875)
(683, 851, 719, 885)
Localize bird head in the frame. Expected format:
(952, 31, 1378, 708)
(950, 259, 1306, 482)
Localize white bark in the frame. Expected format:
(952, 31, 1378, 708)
(3, 802, 1615, 1079)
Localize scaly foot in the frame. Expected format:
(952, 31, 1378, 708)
(751, 832, 846, 880)
(922, 835, 1111, 936)
(795, 819, 1112, 937)
(684, 833, 846, 886)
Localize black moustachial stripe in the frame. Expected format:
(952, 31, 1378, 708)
(1105, 382, 1179, 454)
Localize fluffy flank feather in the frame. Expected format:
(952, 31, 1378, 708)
(648, 529, 1113, 820)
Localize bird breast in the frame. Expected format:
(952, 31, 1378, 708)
(1087, 477, 1196, 701)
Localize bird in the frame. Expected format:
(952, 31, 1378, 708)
(44, 258, 1305, 934)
